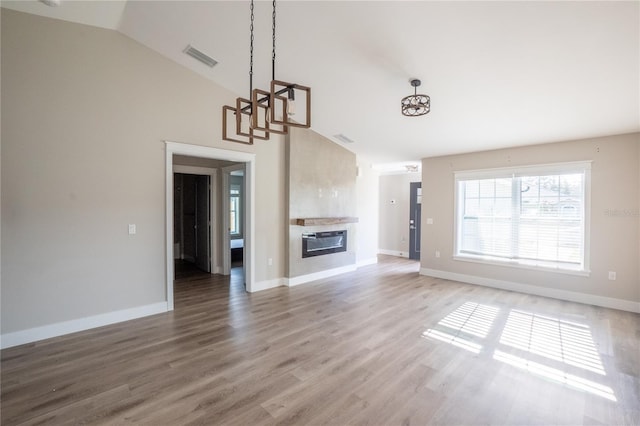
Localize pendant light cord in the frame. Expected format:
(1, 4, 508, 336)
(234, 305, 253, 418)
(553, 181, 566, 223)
(272, 0, 276, 81)
(249, 0, 254, 98)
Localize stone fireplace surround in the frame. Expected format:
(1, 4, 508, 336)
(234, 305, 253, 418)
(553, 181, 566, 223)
(286, 127, 358, 284)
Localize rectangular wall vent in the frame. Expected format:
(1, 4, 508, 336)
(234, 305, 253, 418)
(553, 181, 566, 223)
(183, 45, 218, 68)
(334, 134, 355, 144)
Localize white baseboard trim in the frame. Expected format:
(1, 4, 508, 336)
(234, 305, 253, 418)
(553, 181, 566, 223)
(252, 260, 377, 292)
(251, 278, 285, 292)
(420, 268, 640, 314)
(0, 302, 169, 349)
(285, 264, 358, 287)
(378, 249, 409, 258)
(357, 257, 379, 268)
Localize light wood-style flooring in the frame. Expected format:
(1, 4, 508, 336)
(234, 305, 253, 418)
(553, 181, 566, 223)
(2, 256, 639, 425)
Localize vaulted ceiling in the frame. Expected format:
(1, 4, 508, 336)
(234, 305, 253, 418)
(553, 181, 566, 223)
(3, 1, 639, 165)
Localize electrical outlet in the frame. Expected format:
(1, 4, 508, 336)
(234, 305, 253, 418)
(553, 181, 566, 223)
(426, 218, 434, 225)
(128, 224, 136, 235)
(608, 271, 616, 280)
(268, 258, 273, 266)
(435, 250, 440, 258)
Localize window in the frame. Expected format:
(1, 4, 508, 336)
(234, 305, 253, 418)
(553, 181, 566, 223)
(455, 162, 590, 274)
(230, 185, 241, 236)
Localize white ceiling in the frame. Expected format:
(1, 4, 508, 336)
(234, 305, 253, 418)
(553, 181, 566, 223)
(2, 0, 126, 30)
(3, 1, 639, 165)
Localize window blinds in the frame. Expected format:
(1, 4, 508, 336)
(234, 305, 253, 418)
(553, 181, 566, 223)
(455, 162, 590, 272)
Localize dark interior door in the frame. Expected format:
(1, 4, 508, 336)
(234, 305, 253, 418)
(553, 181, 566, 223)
(409, 182, 422, 260)
(195, 175, 210, 272)
(182, 174, 197, 262)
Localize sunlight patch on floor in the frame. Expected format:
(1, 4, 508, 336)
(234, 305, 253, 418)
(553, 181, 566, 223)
(422, 302, 500, 354)
(499, 310, 606, 375)
(423, 302, 616, 402)
(493, 350, 616, 402)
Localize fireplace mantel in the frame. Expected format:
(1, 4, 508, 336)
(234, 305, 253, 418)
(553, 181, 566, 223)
(295, 217, 359, 226)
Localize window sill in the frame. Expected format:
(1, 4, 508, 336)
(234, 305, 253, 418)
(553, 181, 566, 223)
(453, 254, 590, 277)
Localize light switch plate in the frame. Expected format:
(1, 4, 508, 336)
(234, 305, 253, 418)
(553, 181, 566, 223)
(128, 224, 136, 235)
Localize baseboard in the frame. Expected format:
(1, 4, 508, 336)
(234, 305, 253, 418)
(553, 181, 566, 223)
(357, 257, 379, 268)
(214, 266, 223, 274)
(252, 259, 376, 292)
(285, 264, 358, 287)
(420, 268, 640, 314)
(378, 249, 409, 258)
(0, 302, 169, 349)
(251, 278, 284, 292)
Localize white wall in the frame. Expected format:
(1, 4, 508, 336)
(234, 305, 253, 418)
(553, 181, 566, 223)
(0, 10, 286, 337)
(378, 173, 421, 257)
(356, 161, 379, 266)
(421, 133, 640, 310)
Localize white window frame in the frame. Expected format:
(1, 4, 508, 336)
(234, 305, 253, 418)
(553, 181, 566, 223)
(454, 161, 591, 276)
(230, 184, 242, 237)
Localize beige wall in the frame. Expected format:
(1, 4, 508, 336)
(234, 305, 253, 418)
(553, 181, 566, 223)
(254, 138, 287, 282)
(378, 173, 421, 256)
(421, 133, 640, 304)
(0, 10, 286, 334)
(286, 127, 357, 278)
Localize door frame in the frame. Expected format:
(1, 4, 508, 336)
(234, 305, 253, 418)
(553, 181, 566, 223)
(173, 165, 217, 273)
(165, 141, 256, 310)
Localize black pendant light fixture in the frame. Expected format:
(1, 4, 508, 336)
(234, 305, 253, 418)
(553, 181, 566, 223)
(223, 0, 311, 145)
(401, 79, 430, 117)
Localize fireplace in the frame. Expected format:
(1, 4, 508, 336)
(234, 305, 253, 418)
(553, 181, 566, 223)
(302, 230, 347, 258)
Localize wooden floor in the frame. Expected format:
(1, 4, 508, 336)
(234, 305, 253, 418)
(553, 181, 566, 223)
(2, 256, 639, 425)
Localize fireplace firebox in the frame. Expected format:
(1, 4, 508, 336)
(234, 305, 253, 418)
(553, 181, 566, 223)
(302, 230, 347, 258)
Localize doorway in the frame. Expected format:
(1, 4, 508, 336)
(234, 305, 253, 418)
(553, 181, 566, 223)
(174, 173, 211, 274)
(229, 169, 245, 269)
(165, 142, 256, 311)
(222, 164, 246, 275)
(409, 182, 422, 260)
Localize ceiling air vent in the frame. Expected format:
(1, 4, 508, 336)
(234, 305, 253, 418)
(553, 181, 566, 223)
(183, 45, 218, 68)
(334, 134, 355, 144)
